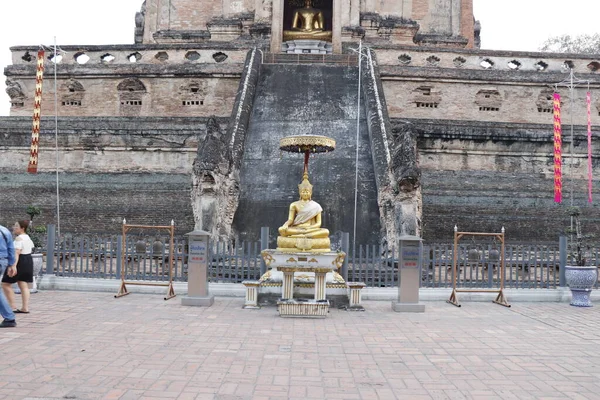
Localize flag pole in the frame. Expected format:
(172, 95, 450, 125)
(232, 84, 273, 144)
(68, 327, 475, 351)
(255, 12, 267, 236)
(54, 36, 60, 238)
(352, 40, 362, 264)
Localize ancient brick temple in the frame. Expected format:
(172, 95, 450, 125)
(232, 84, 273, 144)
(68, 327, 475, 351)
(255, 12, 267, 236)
(2, 0, 599, 244)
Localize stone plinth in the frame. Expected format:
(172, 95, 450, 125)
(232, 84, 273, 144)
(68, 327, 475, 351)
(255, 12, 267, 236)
(242, 281, 261, 309)
(347, 282, 366, 311)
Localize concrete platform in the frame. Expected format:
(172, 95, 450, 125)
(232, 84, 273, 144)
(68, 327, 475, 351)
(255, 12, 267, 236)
(181, 295, 215, 307)
(2, 291, 600, 399)
(37, 275, 600, 303)
(392, 301, 426, 312)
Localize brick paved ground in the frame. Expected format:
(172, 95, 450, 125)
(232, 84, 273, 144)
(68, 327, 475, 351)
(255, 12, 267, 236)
(1, 291, 599, 400)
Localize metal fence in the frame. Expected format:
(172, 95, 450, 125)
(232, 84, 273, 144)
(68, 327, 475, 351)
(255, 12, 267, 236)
(45, 230, 263, 283)
(261, 52, 358, 65)
(42, 226, 600, 289)
(348, 242, 600, 289)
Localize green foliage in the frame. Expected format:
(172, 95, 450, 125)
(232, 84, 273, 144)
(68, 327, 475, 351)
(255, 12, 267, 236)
(566, 206, 594, 266)
(26, 205, 42, 221)
(539, 34, 600, 54)
(29, 225, 46, 249)
(25, 205, 44, 250)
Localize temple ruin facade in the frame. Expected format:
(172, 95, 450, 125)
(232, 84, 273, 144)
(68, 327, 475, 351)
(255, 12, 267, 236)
(1, 0, 599, 245)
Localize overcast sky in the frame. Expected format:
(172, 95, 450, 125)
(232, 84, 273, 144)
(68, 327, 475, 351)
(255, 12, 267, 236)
(1, 0, 599, 116)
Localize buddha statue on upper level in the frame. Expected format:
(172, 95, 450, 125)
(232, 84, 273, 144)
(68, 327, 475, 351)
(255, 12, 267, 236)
(277, 173, 331, 252)
(282, 0, 333, 42)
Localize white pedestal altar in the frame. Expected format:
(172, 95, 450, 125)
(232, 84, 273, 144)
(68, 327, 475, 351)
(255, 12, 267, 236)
(261, 249, 345, 318)
(281, 40, 333, 54)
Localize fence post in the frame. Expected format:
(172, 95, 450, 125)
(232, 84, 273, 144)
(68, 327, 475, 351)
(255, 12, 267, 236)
(116, 235, 123, 280)
(559, 235, 567, 287)
(260, 227, 269, 276)
(341, 232, 349, 282)
(45, 224, 55, 274)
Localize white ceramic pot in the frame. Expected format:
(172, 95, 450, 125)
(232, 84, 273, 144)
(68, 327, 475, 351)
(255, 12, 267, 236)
(565, 265, 598, 307)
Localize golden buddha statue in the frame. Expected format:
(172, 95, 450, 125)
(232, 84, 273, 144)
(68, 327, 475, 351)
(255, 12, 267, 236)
(282, 0, 333, 42)
(277, 173, 331, 252)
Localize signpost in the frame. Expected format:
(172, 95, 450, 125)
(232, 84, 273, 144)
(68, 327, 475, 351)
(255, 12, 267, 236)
(181, 230, 214, 307)
(392, 235, 425, 312)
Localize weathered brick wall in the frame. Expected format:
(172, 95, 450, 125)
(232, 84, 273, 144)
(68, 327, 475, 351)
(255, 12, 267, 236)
(375, 48, 600, 126)
(460, 0, 474, 48)
(399, 119, 600, 243)
(4, 44, 600, 243)
(0, 116, 227, 235)
(6, 45, 247, 118)
(2, 115, 597, 242)
(0, 173, 195, 235)
(411, 0, 430, 20)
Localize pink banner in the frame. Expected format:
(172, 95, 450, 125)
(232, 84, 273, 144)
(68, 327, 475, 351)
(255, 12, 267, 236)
(553, 93, 562, 203)
(27, 50, 44, 173)
(587, 92, 593, 203)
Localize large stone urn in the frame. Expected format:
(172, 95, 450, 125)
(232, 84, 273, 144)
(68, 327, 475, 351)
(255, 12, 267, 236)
(565, 265, 598, 307)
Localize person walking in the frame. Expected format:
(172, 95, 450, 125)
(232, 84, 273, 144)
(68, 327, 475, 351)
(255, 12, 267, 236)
(2, 220, 34, 314)
(0, 223, 16, 328)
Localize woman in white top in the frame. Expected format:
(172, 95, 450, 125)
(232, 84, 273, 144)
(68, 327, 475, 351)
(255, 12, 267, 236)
(2, 220, 35, 313)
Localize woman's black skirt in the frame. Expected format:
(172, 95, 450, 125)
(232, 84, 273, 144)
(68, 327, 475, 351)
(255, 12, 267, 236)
(1, 254, 33, 283)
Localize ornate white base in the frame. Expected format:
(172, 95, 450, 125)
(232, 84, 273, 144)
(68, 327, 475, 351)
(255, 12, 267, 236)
(260, 249, 344, 317)
(278, 299, 329, 318)
(243, 250, 367, 314)
(281, 40, 333, 54)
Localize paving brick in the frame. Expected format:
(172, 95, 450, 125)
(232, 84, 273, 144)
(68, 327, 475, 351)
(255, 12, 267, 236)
(1, 292, 600, 399)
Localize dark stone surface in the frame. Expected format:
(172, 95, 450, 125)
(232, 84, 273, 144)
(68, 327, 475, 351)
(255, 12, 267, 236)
(0, 173, 194, 235)
(398, 119, 600, 243)
(1, 111, 595, 244)
(420, 169, 599, 243)
(0, 116, 221, 150)
(227, 49, 262, 171)
(191, 49, 261, 239)
(361, 49, 420, 241)
(360, 49, 393, 195)
(194, 117, 229, 174)
(232, 64, 381, 245)
(0, 116, 222, 235)
(390, 120, 420, 192)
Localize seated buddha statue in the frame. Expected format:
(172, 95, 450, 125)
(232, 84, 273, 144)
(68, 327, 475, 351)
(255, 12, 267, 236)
(277, 174, 331, 252)
(282, 0, 333, 42)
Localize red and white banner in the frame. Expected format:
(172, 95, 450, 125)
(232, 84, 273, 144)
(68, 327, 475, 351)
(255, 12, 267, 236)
(587, 91, 593, 203)
(553, 93, 562, 203)
(27, 50, 45, 173)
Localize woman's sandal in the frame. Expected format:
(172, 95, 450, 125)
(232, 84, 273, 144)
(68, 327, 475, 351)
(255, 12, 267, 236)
(14, 309, 29, 314)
